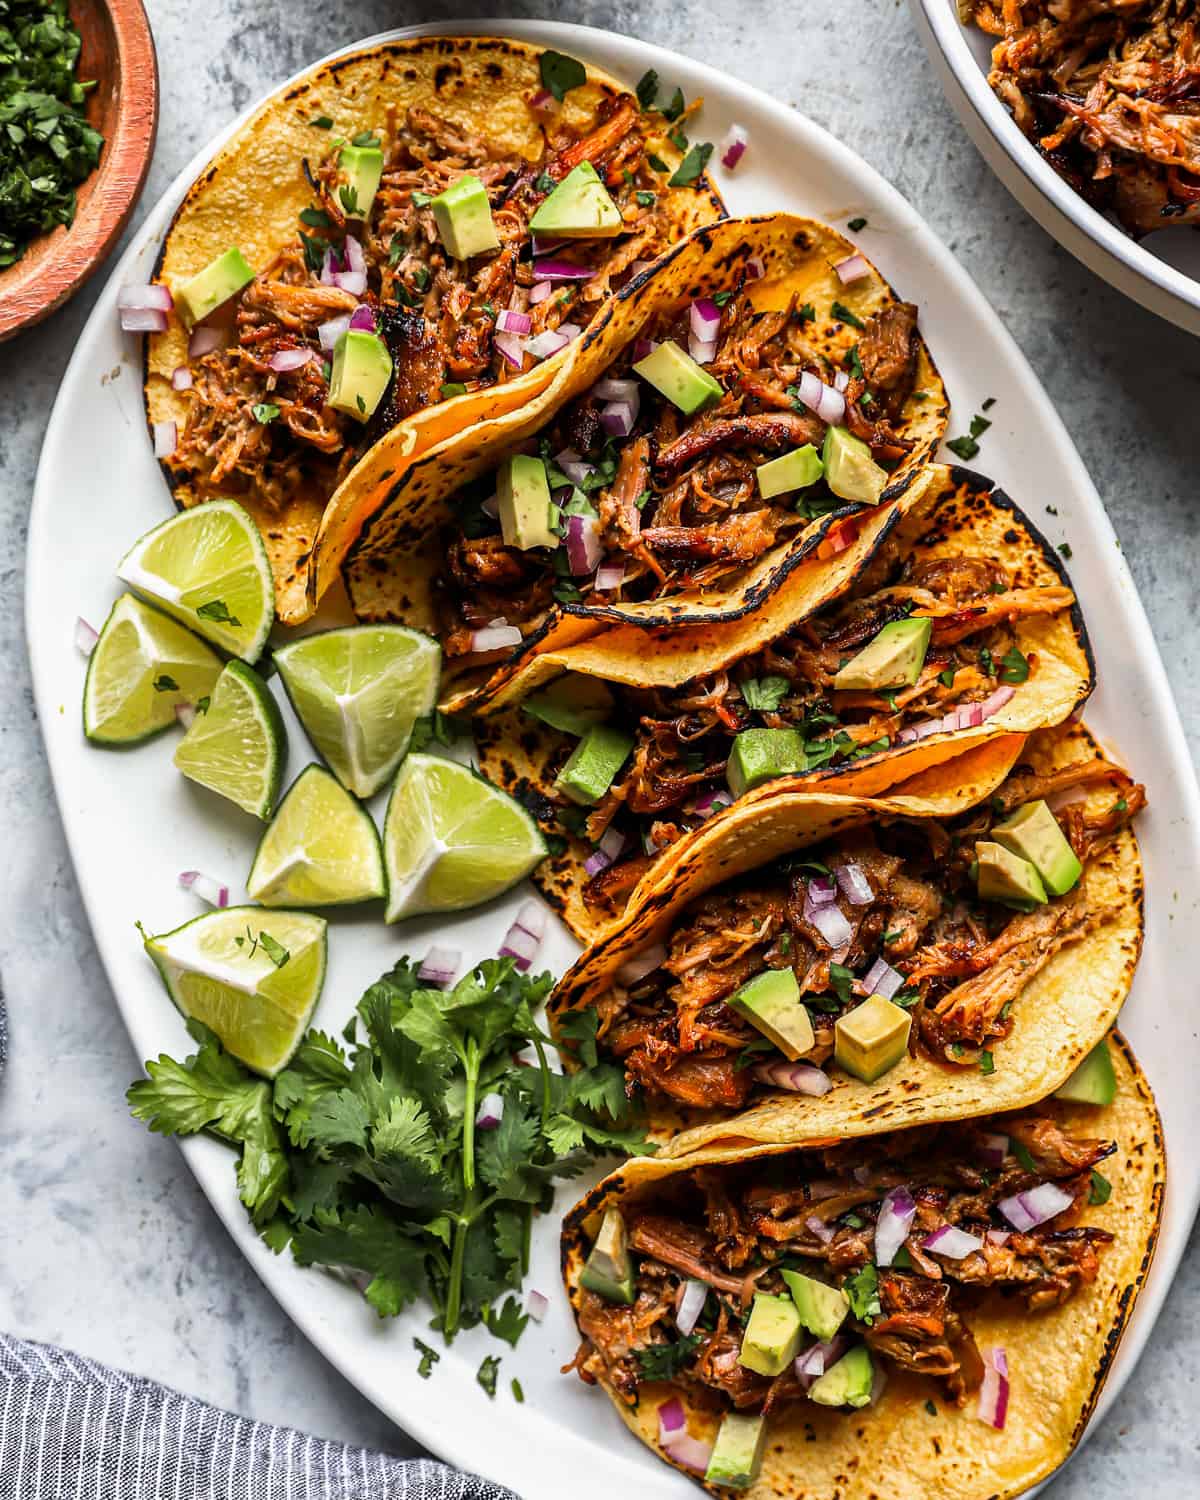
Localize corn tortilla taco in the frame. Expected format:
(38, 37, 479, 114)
(338, 211, 947, 667)
(546, 721, 1143, 1151)
(474, 466, 1093, 939)
(560, 1032, 1163, 1498)
(144, 36, 725, 621)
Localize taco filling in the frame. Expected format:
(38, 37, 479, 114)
(568, 1110, 1118, 1457)
(441, 290, 931, 659)
(166, 93, 706, 517)
(534, 548, 1077, 914)
(561, 753, 1142, 1113)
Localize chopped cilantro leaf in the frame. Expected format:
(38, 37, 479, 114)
(1059, 542, 1073, 559)
(969, 413, 991, 440)
(635, 190, 656, 208)
(828, 963, 854, 1006)
(843, 1263, 881, 1323)
(635, 1334, 702, 1380)
(999, 646, 1029, 684)
(414, 1338, 439, 1378)
(533, 169, 556, 195)
(309, 115, 333, 129)
(196, 599, 241, 627)
(831, 301, 864, 329)
(351, 130, 381, 148)
(925, 1399, 938, 1416)
(635, 69, 659, 110)
(660, 87, 686, 122)
(981, 396, 996, 411)
(669, 142, 712, 188)
(1089, 1169, 1112, 1206)
(1012, 1140, 1038, 1173)
(938, 668, 956, 689)
(848, 216, 867, 231)
(979, 1050, 995, 1076)
(539, 50, 587, 103)
(647, 153, 670, 173)
(477, 1354, 501, 1398)
(251, 403, 280, 424)
(299, 207, 333, 229)
(258, 933, 290, 970)
(740, 675, 790, 711)
(796, 302, 816, 324)
(511, 1377, 525, 1403)
(945, 434, 980, 462)
(152, 674, 179, 693)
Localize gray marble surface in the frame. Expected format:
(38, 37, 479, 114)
(1, 0, 1197, 1490)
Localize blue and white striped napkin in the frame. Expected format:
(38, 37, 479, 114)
(0, 1331, 518, 1498)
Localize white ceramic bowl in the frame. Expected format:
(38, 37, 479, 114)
(911, 0, 1200, 335)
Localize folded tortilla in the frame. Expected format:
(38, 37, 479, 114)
(560, 1032, 1163, 1500)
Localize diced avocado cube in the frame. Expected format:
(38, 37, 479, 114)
(175, 247, 254, 329)
(431, 174, 500, 260)
(1055, 1039, 1117, 1106)
(529, 161, 623, 239)
(497, 455, 558, 550)
(579, 1207, 635, 1304)
(338, 144, 384, 219)
(729, 968, 814, 1061)
(834, 993, 911, 1083)
(554, 724, 634, 806)
(833, 617, 932, 692)
(704, 1412, 767, 1491)
(633, 340, 723, 416)
(738, 1293, 804, 1376)
(992, 800, 1082, 897)
(726, 728, 807, 797)
(756, 444, 824, 499)
(821, 426, 888, 504)
(975, 839, 1047, 910)
(522, 674, 615, 737)
(780, 1270, 849, 1342)
(808, 1345, 874, 1408)
(328, 330, 393, 422)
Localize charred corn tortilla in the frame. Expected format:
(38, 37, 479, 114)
(340, 212, 948, 667)
(546, 722, 1143, 1151)
(475, 467, 1093, 941)
(560, 1033, 1163, 1500)
(145, 35, 725, 622)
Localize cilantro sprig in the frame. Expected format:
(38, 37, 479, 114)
(128, 957, 651, 1343)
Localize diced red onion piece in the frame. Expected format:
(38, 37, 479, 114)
(531, 259, 595, 282)
(675, 1278, 708, 1337)
(976, 1347, 1009, 1429)
(583, 847, 613, 878)
(318, 315, 352, 352)
(343, 234, 365, 274)
(986, 1229, 1012, 1246)
(269, 347, 317, 372)
(120, 306, 168, 333)
(188, 325, 222, 358)
(690, 297, 722, 342)
(74, 617, 98, 657)
(874, 1186, 916, 1267)
(688, 333, 718, 365)
(498, 898, 547, 973)
(525, 328, 569, 360)
(807, 874, 837, 907)
(795, 1335, 848, 1389)
(806, 899, 853, 950)
(719, 123, 748, 170)
(835, 862, 873, 906)
(795, 369, 846, 426)
(565, 514, 603, 576)
(118, 282, 173, 312)
(529, 280, 554, 305)
(554, 451, 594, 488)
(599, 399, 638, 438)
(657, 1397, 686, 1435)
(558, 322, 583, 343)
(532, 236, 565, 256)
(593, 378, 639, 403)
(319, 247, 340, 286)
(152, 421, 177, 459)
(834, 370, 850, 393)
(494, 329, 527, 369)
(178, 870, 230, 908)
(977, 1132, 1009, 1168)
(598, 826, 626, 861)
(692, 787, 733, 819)
(1047, 783, 1090, 813)
(418, 944, 461, 988)
(660, 1423, 713, 1477)
(834, 253, 871, 285)
(979, 684, 1016, 719)
(594, 562, 625, 592)
(348, 305, 376, 333)
(754, 1061, 832, 1096)
(632, 336, 659, 362)
(469, 624, 523, 653)
(805, 1214, 835, 1246)
(525, 1288, 549, 1323)
(175, 702, 196, 730)
(496, 308, 533, 335)
(745, 256, 765, 280)
(171, 365, 193, 390)
(334, 269, 367, 296)
(862, 955, 903, 1000)
(616, 943, 667, 986)
(627, 260, 655, 278)
(923, 1224, 984, 1259)
(998, 1180, 1074, 1232)
(475, 1092, 504, 1130)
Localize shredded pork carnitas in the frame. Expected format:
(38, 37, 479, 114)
(961, 0, 1200, 236)
(576, 753, 1142, 1110)
(570, 1112, 1116, 1410)
(170, 97, 687, 513)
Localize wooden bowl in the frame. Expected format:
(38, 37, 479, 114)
(0, 0, 158, 342)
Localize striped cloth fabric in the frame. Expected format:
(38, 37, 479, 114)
(0, 1333, 519, 1500)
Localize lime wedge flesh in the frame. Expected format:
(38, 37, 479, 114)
(145, 906, 326, 1076)
(174, 660, 286, 818)
(382, 753, 547, 921)
(248, 764, 386, 906)
(274, 625, 441, 798)
(117, 498, 275, 663)
(83, 593, 223, 745)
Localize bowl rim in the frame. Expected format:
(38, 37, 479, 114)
(913, 0, 1200, 333)
(0, 0, 159, 343)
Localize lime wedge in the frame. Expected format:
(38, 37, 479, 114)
(273, 625, 441, 798)
(83, 593, 223, 746)
(174, 660, 286, 818)
(382, 753, 547, 921)
(117, 499, 274, 663)
(248, 764, 386, 906)
(144, 906, 326, 1076)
